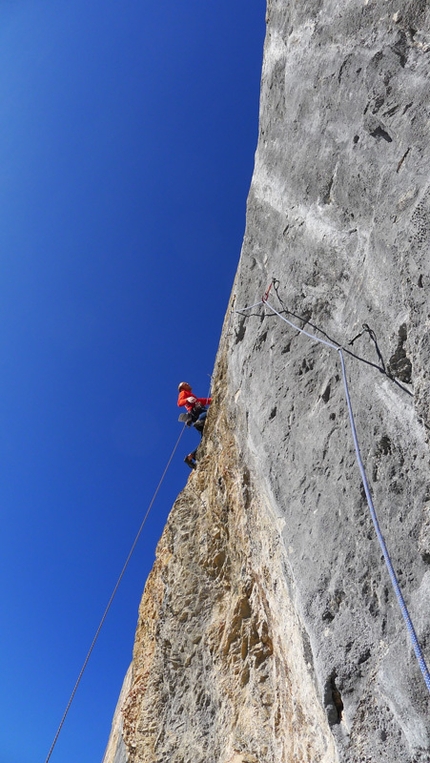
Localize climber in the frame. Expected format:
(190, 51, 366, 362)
(177, 382, 212, 469)
(177, 382, 211, 431)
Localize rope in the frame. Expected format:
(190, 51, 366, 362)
(235, 299, 263, 314)
(248, 294, 430, 693)
(263, 299, 339, 351)
(44, 424, 187, 763)
(337, 350, 430, 692)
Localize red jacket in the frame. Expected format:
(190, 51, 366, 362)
(177, 389, 212, 412)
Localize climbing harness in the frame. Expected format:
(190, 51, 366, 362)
(235, 285, 430, 695)
(44, 424, 187, 763)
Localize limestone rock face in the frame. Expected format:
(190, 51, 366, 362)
(103, 1, 430, 761)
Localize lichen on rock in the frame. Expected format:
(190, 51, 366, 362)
(104, 355, 338, 762)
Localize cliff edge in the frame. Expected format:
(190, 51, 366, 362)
(103, 1, 430, 761)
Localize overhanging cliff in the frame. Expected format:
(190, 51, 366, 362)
(103, 1, 430, 761)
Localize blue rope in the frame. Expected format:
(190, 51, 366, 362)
(338, 349, 430, 692)
(261, 298, 430, 694)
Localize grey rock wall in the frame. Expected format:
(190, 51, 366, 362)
(102, 1, 430, 761)
(229, 0, 430, 759)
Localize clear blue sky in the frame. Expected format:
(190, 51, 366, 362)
(0, 2, 265, 761)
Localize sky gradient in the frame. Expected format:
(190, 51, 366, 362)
(0, 2, 265, 761)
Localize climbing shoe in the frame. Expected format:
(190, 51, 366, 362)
(184, 452, 197, 469)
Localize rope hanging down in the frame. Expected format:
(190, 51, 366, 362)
(44, 424, 187, 763)
(236, 288, 430, 694)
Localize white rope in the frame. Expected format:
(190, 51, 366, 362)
(44, 423, 187, 763)
(234, 299, 264, 313)
(263, 299, 339, 350)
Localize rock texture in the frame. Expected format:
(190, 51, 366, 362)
(103, 1, 430, 761)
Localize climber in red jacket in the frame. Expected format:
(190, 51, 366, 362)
(177, 382, 212, 468)
(177, 382, 211, 416)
